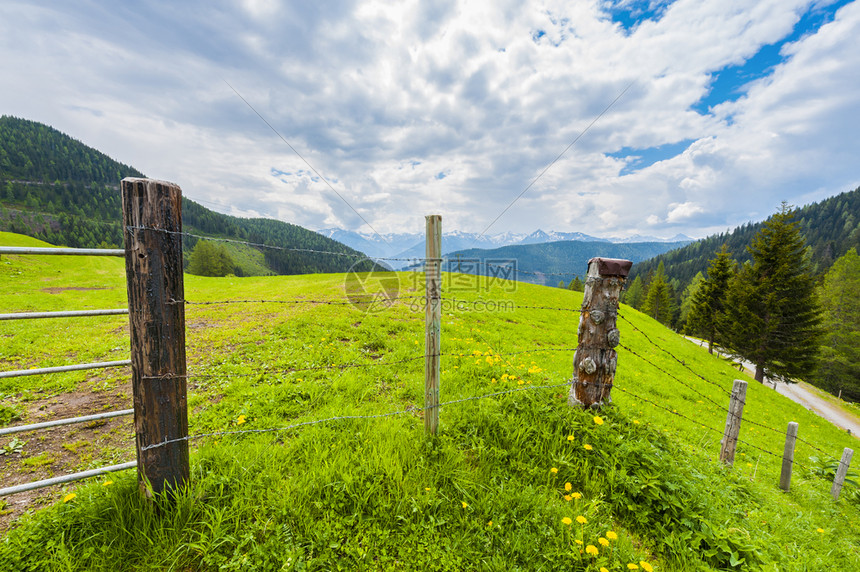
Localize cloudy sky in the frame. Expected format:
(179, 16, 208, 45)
(1, 0, 857, 240)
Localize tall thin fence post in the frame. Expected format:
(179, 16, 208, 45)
(122, 177, 189, 497)
(568, 257, 631, 408)
(831, 447, 854, 501)
(720, 379, 747, 466)
(780, 421, 799, 491)
(424, 215, 442, 435)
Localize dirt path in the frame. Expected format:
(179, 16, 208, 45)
(685, 337, 860, 439)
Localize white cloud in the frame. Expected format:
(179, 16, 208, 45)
(0, 0, 857, 240)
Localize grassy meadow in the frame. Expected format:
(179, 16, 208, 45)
(1, 231, 859, 571)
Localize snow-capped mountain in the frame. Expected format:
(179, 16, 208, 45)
(316, 227, 694, 268)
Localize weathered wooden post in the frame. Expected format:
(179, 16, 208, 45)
(122, 178, 189, 497)
(779, 422, 798, 491)
(831, 447, 854, 501)
(720, 379, 747, 466)
(424, 215, 442, 435)
(568, 257, 632, 408)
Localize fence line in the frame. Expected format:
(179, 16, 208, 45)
(0, 246, 124, 256)
(0, 309, 129, 321)
(0, 360, 131, 379)
(0, 409, 134, 437)
(0, 462, 137, 497)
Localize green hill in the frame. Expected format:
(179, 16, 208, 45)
(1, 232, 858, 570)
(0, 115, 371, 276)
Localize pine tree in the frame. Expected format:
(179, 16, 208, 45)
(567, 276, 584, 292)
(642, 261, 676, 326)
(623, 275, 644, 309)
(722, 203, 822, 383)
(687, 246, 735, 353)
(811, 248, 860, 400)
(187, 240, 235, 277)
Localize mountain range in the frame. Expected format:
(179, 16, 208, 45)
(317, 227, 694, 268)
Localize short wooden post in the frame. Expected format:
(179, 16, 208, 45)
(779, 422, 798, 491)
(424, 215, 442, 435)
(831, 447, 854, 501)
(720, 379, 747, 466)
(568, 257, 631, 408)
(122, 178, 189, 497)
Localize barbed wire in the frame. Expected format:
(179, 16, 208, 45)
(170, 295, 425, 308)
(140, 379, 573, 452)
(441, 297, 583, 313)
(126, 225, 436, 264)
(618, 313, 733, 396)
(612, 384, 794, 468)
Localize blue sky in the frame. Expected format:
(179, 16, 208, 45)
(0, 0, 858, 240)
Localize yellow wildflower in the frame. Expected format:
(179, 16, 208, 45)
(461, 501, 468, 508)
(565, 482, 572, 492)
(583, 444, 593, 451)
(425, 487, 431, 491)
(627, 565, 639, 570)
(488, 520, 493, 526)
(601, 568, 609, 572)
(816, 527, 825, 533)
(633, 420, 640, 425)
(236, 415, 247, 425)
(486, 356, 493, 365)
(562, 517, 573, 525)
(572, 492, 582, 499)
(576, 515, 587, 524)
(607, 531, 618, 540)
(517, 380, 524, 385)
(567, 435, 575, 441)
(586, 545, 599, 557)
(550, 467, 559, 474)
(598, 537, 609, 547)
(593, 416, 604, 425)
(564, 495, 572, 501)
(640, 562, 654, 572)
(62, 493, 76, 503)
(575, 539, 583, 545)
(102, 480, 113, 487)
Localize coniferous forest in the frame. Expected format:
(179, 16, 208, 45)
(0, 116, 373, 276)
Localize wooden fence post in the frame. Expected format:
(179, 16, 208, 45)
(719, 379, 747, 466)
(122, 178, 189, 497)
(424, 215, 442, 435)
(831, 447, 854, 501)
(780, 421, 798, 491)
(568, 257, 631, 408)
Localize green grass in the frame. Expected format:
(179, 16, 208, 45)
(1, 231, 859, 571)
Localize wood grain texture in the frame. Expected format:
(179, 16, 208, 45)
(568, 257, 631, 408)
(122, 177, 189, 496)
(780, 421, 799, 491)
(719, 379, 747, 466)
(424, 215, 441, 435)
(831, 447, 854, 500)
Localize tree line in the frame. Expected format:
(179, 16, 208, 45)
(624, 203, 859, 401)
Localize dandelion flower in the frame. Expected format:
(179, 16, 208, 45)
(572, 492, 582, 500)
(593, 416, 604, 425)
(583, 444, 593, 451)
(607, 531, 618, 540)
(564, 495, 572, 501)
(461, 501, 468, 508)
(817, 528, 825, 533)
(575, 539, 583, 545)
(62, 493, 76, 503)
(598, 537, 609, 547)
(236, 415, 247, 425)
(576, 515, 587, 524)
(633, 420, 640, 425)
(488, 521, 493, 526)
(586, 545, 599, 557)
(425, 487, 431, 491)
(640, 562, 654, 572)
(550, 467, 559, 474)
(627, 565, 639, 570)
(601, 568, 609, 572)
(562, 517, 573, 526)
(565, 482, 572, 492)
(567, 435, 575, 441)
(102, 480, 113, 487)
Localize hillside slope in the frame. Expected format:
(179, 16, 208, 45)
(0, 115, 371, 276)
(1, 232, 857, 570)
